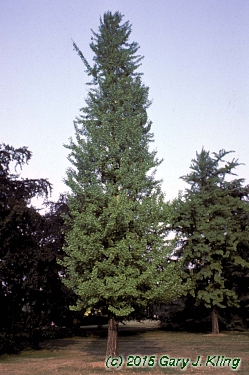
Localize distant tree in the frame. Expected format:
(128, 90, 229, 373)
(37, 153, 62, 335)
(0, 144, 77, 354)
(42, 195, 77, 329)
(171, 148, 249, 334)
(221, 195, 249, 330)
(22, 195, 76, 348)
(0, 144, 52, 352)
(60, 11, 185, 357)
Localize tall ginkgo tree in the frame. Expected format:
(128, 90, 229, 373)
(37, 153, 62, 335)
(60, 11, 185, 356)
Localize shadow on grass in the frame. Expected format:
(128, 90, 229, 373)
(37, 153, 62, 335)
(1, 327, 249, 374)
(39, 322, 159, 354)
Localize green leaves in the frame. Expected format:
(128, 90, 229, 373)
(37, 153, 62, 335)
(61, 12, 184, 322)
(172, 148, 249, 316)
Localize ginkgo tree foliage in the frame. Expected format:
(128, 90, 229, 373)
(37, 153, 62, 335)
(171, 148, 249, 334)
(60, 11, 186, 356)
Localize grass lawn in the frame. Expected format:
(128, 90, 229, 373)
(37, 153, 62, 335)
(0, 321, 248, 374)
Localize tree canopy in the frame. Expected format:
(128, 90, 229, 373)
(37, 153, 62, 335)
(171, 148, 249, 333)
(0, 144, 73, 353)
(60, 11, 185, 356)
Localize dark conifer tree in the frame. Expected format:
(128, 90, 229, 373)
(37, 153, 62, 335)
(171, 148, 249, 334)
(0, 144, 51, 352)
(0, 145, 74, 352)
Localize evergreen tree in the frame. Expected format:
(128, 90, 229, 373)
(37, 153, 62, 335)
(0, 145, 74, 353)
(171, 148, 249, 334)
(43, 195, 77, 329)
(61, 11, 185, 356)
(0, 144, 51, 352)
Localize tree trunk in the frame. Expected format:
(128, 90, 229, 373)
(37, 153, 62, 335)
(211, 307, 219, 334)
(106, 316, 119, 357)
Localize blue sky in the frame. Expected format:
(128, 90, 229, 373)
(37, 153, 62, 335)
(1, 0, 249, 204)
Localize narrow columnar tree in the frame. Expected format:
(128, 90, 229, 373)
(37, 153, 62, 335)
(61, 11, 185, 356)
(171, 148, 249, 334)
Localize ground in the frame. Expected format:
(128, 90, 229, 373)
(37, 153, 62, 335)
(0, 321, 248, 374)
